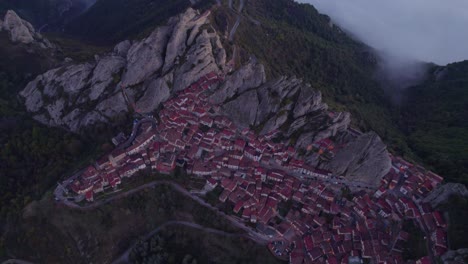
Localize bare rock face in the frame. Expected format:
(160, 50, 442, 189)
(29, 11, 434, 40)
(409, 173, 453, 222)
(121, 26, 171, 87)
(210, 61, 350, 144)
(424, 183, 468, 208)
(89, 55, 126, 101)
(1, 10, 54, 49)
(209, 59, 266, 104)
(172, 29, 223, 92)
(320, 132, 392, 188)
(162, 9, 210, 72)
(20, 8, 224, 132)
(293, 84, 327, 118)
(223, 90, 259, 128)
(135, 74, 172, 113)
(2, 10, 34, 44)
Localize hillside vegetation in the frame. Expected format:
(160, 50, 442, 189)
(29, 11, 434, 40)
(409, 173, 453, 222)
(213, 0, 411, 156)
(1, 183, 273, 263)
(0, 32, 116, 221)
(401, 61, 468, 185)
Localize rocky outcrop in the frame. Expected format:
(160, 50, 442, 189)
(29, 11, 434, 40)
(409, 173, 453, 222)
(135, 74, 172, 113)
(121, 26, 171, 87)
(20, 8, 224, 132)
(210, 64, 350, 145)
(423, 183, 468, 208)
(320, 132, 392, 188)
(209, 59, 266, 104)
(1, 10, 54, 49)
(19, 7, 390, 189)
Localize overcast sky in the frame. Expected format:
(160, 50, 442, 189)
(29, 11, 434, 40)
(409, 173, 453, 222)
(297, 0, 468, 65)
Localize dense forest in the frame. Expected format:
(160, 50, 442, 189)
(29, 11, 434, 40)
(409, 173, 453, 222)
(214, 0, 412, 160)
(0, 25, 116, 220)
(401, 61, 468, 185)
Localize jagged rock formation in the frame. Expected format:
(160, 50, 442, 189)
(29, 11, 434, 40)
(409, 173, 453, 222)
(20, 8, 224, 132)
(20, 6, 389, 187)
(319, 132, 392, 188)
(209, 59, 350, 145)
(0, 10, 54, 49)
(423, 183, 468, 208)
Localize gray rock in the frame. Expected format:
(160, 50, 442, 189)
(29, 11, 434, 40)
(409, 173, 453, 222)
(209, 60, 265, 104)
(89, 55, 126, 101)
(80, 110, 107, 128)
(2, 10, 35, 44)
(121, 26, 171, 87)
(96, 93, 128, 118)
(212, 35, 227, 67)
(254, 77, 302, 128)
(222, 90, 259, 128)
(20, 77, 45, 112)
(293, 85, 327, 118)
(113, 40, 132, 57)
(172, 30, 221, 92)
(260, 113, 288, 135)
(48, 63, 95, 96)
(162, 8, 209, 72)
(136, 74, 172, 113)
(62, 109, 83, 132)
(424, 183, 468, 208)
(46, 98, 66, 126)
(1, 10, 54, 49)
(320, 132, 392, 188)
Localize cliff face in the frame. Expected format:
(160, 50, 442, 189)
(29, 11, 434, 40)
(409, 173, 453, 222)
(20, 8, 224, 132)
(20, 7, 390, 187)
(209, 59, 350, 145)
(0, 10, 54, 49)
(320, 132, 391, 187)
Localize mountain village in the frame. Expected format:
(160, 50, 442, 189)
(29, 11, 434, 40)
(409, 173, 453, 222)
(58, 72, 447, 264)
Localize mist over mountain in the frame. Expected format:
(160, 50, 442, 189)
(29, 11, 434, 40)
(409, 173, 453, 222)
(298, 0, 468, 65)
(297, 0, 468, 97)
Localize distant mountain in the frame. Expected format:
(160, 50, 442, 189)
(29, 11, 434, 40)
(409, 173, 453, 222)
(0, 0, 97, 31)
(400, 61, 468, 185)
(64, 0, 214, 43)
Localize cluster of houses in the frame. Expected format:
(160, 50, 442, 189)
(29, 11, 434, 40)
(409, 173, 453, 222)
(67, 72, 448, 263)
(215, 155, 446, 264)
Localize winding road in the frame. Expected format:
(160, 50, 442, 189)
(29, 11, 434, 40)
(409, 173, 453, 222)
(112, 220, 260, 264)
(55, 180, 272, 240)
(116, 117, 158, 150)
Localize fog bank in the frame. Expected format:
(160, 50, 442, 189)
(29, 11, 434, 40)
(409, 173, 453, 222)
(298, 0, 468, 65)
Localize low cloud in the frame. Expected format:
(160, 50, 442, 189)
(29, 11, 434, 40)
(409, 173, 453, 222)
(298, 0, 468, 65)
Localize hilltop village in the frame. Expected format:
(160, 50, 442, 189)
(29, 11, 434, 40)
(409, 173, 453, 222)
(63, 73, 446, 264)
